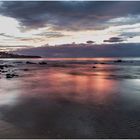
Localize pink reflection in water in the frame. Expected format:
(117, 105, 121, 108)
(19, 65, 118, 105)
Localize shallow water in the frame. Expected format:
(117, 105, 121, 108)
(0, 58, 140, 138)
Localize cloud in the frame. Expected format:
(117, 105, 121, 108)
(1, 1, 140, 31)
(104, 37, 124, 43)
(0, 45, 32, 48)
(0, 45, 33, 52)
(121, 32, 140, 38)
(108, 15, 140, 26)
(0, 33, 14, 38)
(35, 31, 66, 38)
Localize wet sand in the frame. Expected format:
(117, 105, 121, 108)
(0, 58, 140, 138)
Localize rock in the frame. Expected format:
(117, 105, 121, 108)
(0, 65, 4, 69)
(39, 61, 47, 65)
(51, 64, 67, 67)
(23, 68, 29, 71)
(114, 59, 123, 63)
(0, 64, 13, 69)
(94, 62, 98, 64)
(26, 61, 36, 64)
(13, 61, 23, 64)
(6, 73, 19, 79)
(100, 62, 105, 64)
(1, 70, 8, 73)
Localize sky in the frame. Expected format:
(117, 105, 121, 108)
(0, 1, 140, 56)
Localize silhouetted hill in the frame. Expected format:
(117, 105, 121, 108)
(0, 52, 41, 58)
(15, 43, 140, 58)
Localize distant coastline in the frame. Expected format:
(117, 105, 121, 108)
(0, 52, 41, 58)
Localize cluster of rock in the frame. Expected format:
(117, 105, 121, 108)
(0, 64, 18, 79)
(0, 61, 48, 79)
(0, 59, 134, 79)
(92, 59, 134, 68)
(26, 61, 47, 65)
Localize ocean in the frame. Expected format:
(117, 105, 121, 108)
(0, 57, 140, 138)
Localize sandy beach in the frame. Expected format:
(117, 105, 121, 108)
(0, 58, 140, 138)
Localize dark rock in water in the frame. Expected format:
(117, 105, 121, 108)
(114, 59, 123, 63)
(23, 68, 29, 71)
(1, 70, 8, 73)
(13, 61, 23, 64)
(0, 65, 4, 69)
(26, 61, 36, 64)
(100, 62, 105, 64)
(0, 64, 14, 69)
(92, 66, 97, 68)
(6, 73, 19, 79)
(39, 61, 47, 65)
(94, 62, 98, 64)
(51, 64, 67, 67)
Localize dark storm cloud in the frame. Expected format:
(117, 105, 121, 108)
(1, 1, 140, 31)
(104, 37, 124, 43)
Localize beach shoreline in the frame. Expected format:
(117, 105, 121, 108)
(0, 58, 140, 138)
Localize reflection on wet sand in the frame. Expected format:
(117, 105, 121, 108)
(0, 63, 140, 138)
(19, 67, 117, 104)
(0, 78, 21, 106)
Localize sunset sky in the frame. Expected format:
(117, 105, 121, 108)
(0, 1, 140, 54)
